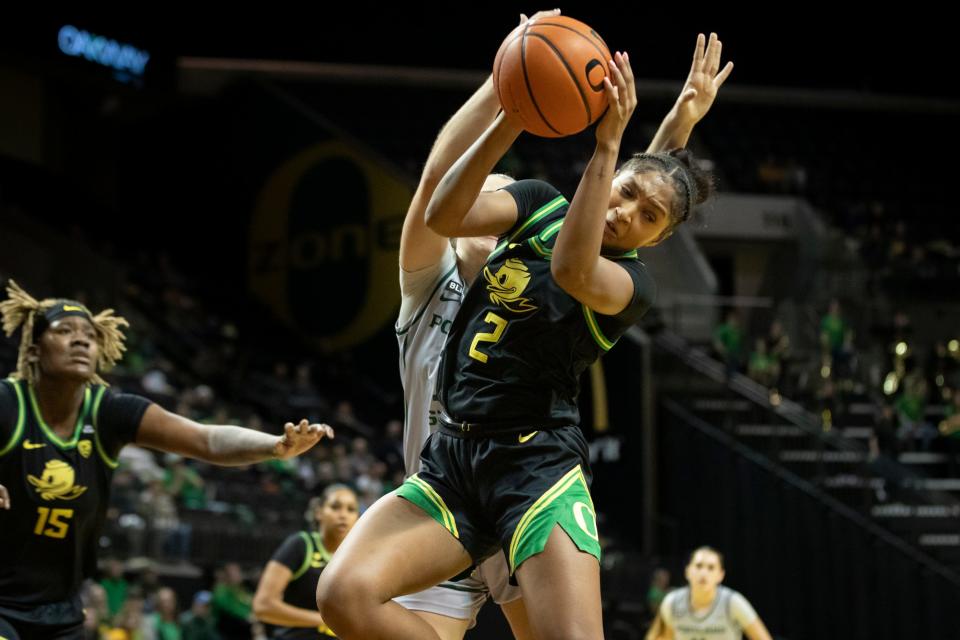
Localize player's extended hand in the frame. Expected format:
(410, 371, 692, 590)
(0, 483, 10, 509)
(674, 32, 734, 126)
(272, 420, 334, 460)
(596, 51, 636, 147)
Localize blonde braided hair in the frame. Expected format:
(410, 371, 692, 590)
(0, 279, 129, 385)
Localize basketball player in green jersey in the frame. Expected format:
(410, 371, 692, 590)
(0, 281, 332, 639)
(254, 485, 359, 639)
(318, 29, 733, 640)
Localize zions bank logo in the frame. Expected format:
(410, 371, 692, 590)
(249, 141, 411, 350)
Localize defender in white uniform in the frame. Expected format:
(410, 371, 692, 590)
(657, 547, 772, 640)
(396, 234, 523, 636)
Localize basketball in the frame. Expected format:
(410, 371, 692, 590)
(493, 15, 612, 138)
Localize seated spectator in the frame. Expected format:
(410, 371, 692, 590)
(374, 419, 405, 476)
(895, 373, 937, 450)
(104, 587, 147, 640)
(748, 338, 780, 388)
(82, 581, 110, 640)
(212, 563, 253, 639)
(140, 478, 191, 562)
(872, 403, 900, 457)
(647, 568, 671, 618)
(821, 299, 853, 378)
(713, 310, 744, 377)
(179, 590, 219, 640)
(165, 454, 207, 510)
(100, 558, 130, 621)
(145, 587, 182, 640)
(766, 320, 791, 393)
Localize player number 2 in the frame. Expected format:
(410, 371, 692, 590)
(34, 507, 73, 539)
(469, 312, 508, 363)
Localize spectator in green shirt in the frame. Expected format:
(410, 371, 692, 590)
(896, 373, 936, 450)
(147, 587, 182, 640)
(164, 455, 207, 510)
(647, 568, 671, 618)
(213, 563, 253, 639)
(713, 310, 744, 376)
(179, 590, 219, 640)
(748, 338, 780, 388)
(100, 558, 129, 620)
(820, 299, 846, 354)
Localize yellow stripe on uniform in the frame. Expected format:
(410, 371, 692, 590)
(538, 219, 564, 241)
(582, 305, 616, 351)
(311, 531, 333, 562)
(290, 532, 314, 581)
(528, 236, 552, 259)
(410, 476, 459, 538)
(508, 465, 588, 570)
(527, 220, 566, 259)
(90, 387, 118, 469)
(409, 475, 460, 539)
(490, 195, 568, 261)
(509, 195, 567, 243)
(406, 475, 447, 531)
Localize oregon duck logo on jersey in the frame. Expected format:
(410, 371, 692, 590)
(27, 460, 88, 501)
(310, 551, 328, 569)
(78, 440, 92, 459)
(483, 258, 537, 313)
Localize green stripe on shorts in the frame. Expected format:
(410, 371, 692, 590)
(396, 474, 460, 539)
(508, 465, 601, 573)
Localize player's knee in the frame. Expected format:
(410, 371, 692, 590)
(316, 565, 376, 625)
(315, 567, 348, 622)
(316, 569, 348, 621)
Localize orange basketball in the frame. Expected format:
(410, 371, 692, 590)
(493, 15, 612, 138)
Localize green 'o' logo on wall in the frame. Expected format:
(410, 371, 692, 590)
(249, 141, 411, 350)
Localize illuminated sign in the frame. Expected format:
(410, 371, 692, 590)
(57, 25, 150, 77)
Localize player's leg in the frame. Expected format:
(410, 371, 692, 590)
(514, 526, 602, 640)
(489, 428, 604, 640)
(500, 598, 536, 640)
(316, 494, 472, 640)
(476, 551, 534, 640)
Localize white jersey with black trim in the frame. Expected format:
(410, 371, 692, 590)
(396, 247, 465, 478)
(395, 247, 523, 613)
(660, 586, 759, 640)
